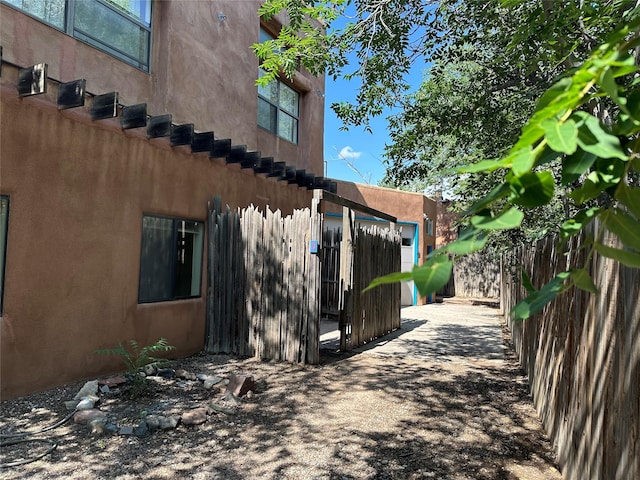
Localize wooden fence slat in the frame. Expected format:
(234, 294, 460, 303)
(502, 220, 639, 480)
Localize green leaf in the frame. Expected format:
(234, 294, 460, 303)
(598, 68, 621, 108)
(602, 208, 640, 250)
(411, 255, 454, 297)
(512, 124, 545, 153)
(521, 269, 536, 294)
(458, 158, 509, 174)
(616, 183, 640, 219)
(471, 207, 524, 230)
(363, 271, 413, 292)
(626, 90, 640, 122)
(571, 269, 598, 294)
(535, 77, 573, 111)
(542, 118, 578, 154)
(443, 228, 488, 255)
(510, 147, 536, 177)
(570, 171, 606, 204)
(562, 150, 597, 185)
(595, 243, 640, 268)
(560, 207, 600, 240)
(511, 272, 570, 320)
(573, 111, 628, 160)
(537, 146, 563, 167)
(509, 171, 555, 208)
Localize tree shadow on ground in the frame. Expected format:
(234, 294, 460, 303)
(1, 309, 560, 480)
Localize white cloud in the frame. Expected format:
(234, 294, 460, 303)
(338, 146, 362, 160)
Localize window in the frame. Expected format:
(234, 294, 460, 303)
(426, 219, 434, 236)
(3, 0, 151, 71)
(138, 215, 204, 303)
(0, 196, 9, 315)
(257, 28, 300, 144)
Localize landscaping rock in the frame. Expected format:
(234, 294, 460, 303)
(145, 414, 179, 431)
(73, 409, 107, 425)
(74, 380, 99, 400)
(226, 374, 255, 397)
(157, 368, 175, 379)
(98, 376, 126, 387)
(76, 397, 97, 410)
(134, 421, 149, 437)
(119, 426, 134, 435)
(208, 402, 236, 415)
(159, 415, 179, 430)
(176, 369, 197, 381)
(88, 417, 108, 436)
(182, 407, 208, 426)
(203, 376, 224, 389)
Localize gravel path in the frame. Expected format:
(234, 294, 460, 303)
(1, 301, 562, 479)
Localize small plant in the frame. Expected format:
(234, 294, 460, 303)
(95, 338, 175, 398)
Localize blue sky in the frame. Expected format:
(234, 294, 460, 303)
(322, 80, 392, 185)
(322, 17, 429, 186)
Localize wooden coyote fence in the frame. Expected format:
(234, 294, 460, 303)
(331, 205, 402, 351)
(501, 220, 639, 480)
(345, 223, 401, 349)
(205, 197, 321, 364)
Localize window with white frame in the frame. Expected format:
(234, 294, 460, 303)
(3, 0, 151, 71)
(138, 215, 204, 303)
(0, 196, 9, 315)
(257, 28, 300, 144)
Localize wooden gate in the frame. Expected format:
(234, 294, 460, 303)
(319, 192, 402, 351)
(205, 197, 321, 364)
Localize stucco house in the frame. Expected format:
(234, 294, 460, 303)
(0, 0, 326, 399)
(325, 181, 437, 306)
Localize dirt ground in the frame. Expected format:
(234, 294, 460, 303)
(1, 304, 562, 480)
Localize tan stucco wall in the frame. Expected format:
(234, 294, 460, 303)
(331, 181, 437, 305)
(0, 1, 325, 175)
(0, 86, 311, 399)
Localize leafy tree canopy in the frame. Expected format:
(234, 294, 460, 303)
(256, 0, 640, 318)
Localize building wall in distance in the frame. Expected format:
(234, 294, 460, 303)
(330, 182, 437, 305)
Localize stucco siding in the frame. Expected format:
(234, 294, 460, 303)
(0, 89, 311, 399)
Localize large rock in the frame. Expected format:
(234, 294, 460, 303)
(73, 409, 107, 425)
(145, 414, 179, 431)
(73, 380, 99, 400)
(225, 374, 255, 397)
(76, 396, 97, 410)
(181, 407, 208, 426)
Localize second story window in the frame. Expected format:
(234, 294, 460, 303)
(257, 27, 300, 144)
(3, 0, 151, 71)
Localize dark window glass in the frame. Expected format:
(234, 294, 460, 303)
(5, 0, 65, 28)
(2, 0, 151, 71)
(257, 55, 300, 144)
(258, 97, 277, 133)
(139, 215, 204, 303)
(74, 0, 150, 69)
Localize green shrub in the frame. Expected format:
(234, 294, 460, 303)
(95, 338, 175, 398)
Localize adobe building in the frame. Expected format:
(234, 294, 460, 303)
(325, 181, 437, 306)
(0, 1, 326, 399)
